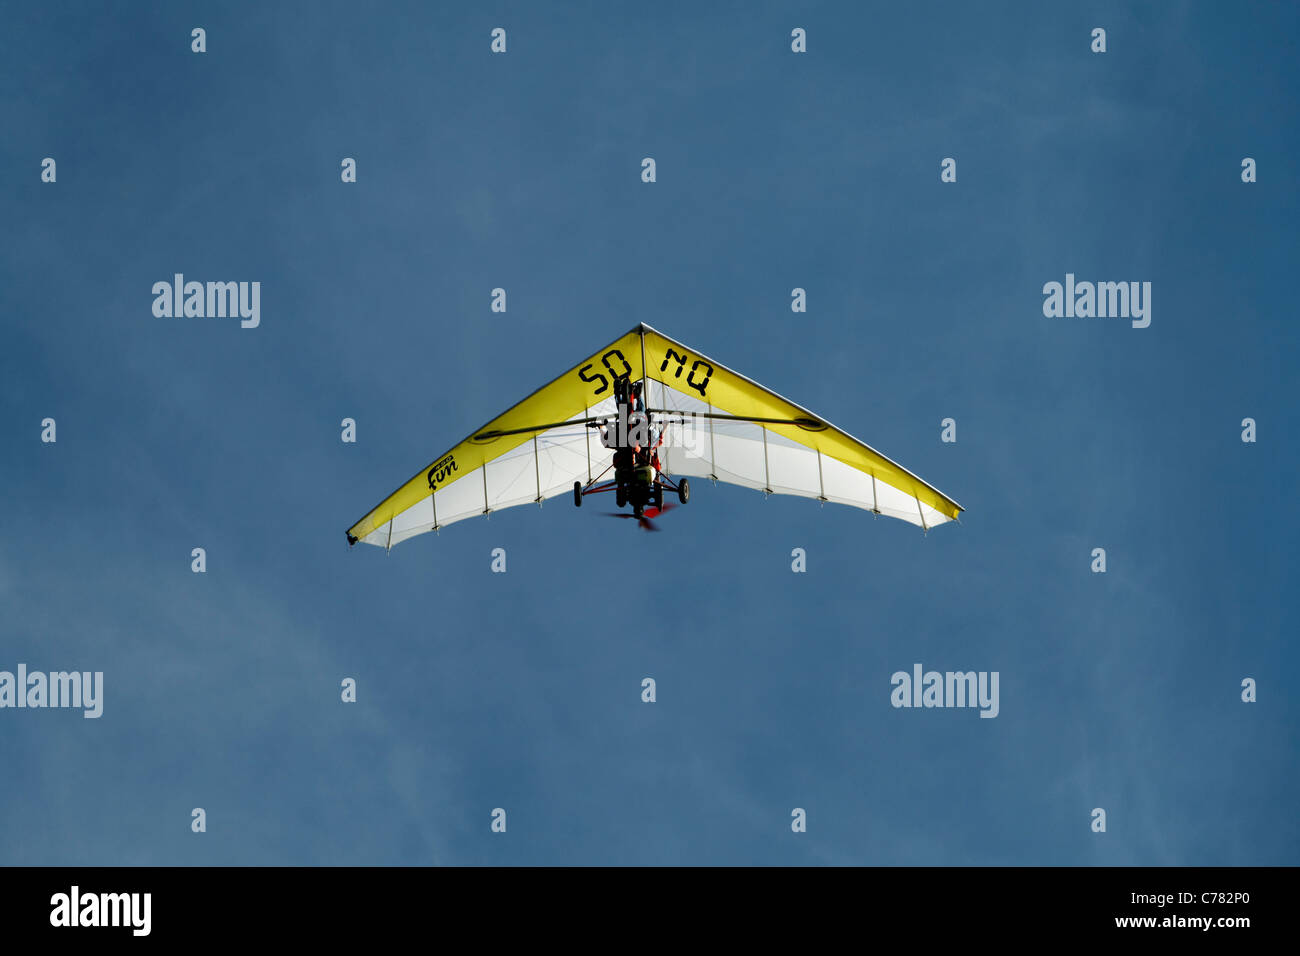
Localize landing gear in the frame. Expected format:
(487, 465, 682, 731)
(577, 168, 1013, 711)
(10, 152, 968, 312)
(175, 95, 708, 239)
(678, 478, 690, 504)
(573, 481, 582, 507)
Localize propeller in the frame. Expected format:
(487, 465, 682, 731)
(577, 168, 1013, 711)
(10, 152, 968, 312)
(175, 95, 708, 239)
(603, 502, 677, 531)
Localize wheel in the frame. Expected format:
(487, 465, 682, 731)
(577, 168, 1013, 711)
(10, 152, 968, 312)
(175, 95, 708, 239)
(616, 485, 626, 508)
(652, 484, 663, 510)
(573, 481, 582, 507)
(678, 478, 690, 504)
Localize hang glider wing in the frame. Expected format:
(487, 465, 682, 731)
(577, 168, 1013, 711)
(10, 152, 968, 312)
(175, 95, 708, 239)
(346, 327, 642, 548)
(639, 327, 962, 531)
(346, 324, 962, 548)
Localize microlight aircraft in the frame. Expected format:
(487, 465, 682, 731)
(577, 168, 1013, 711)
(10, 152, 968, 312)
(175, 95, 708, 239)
(345, 324, 962, 544)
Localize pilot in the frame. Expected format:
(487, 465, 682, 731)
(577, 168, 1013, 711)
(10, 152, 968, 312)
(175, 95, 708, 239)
(599, 381, 652, 452)
(625, 382, 657, 458)
(598, 408, 632, 478)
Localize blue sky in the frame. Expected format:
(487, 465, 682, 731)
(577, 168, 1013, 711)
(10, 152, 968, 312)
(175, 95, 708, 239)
(1, 1, 1296, 865)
